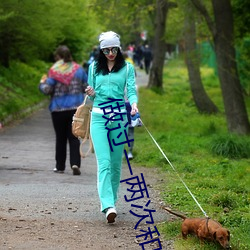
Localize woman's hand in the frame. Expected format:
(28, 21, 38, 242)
(131, 103, 138, 116)
(85, 86, 95, 97)
(40, 74, 47, 83)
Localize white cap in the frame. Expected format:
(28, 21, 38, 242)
(99, 31, 121, 49)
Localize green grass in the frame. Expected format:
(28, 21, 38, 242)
(0, 60, 50, 123)
(131, 58, 250, 250)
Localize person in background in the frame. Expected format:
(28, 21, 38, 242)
(134, 44, 144, 69)
(88, 46, 99, 64)
(39, 45, 88, 175)
(123, 51, 134, 66)
(85, 31, 138, 223)
(143, 44, 153, 74)
(84, 46, 100, 72)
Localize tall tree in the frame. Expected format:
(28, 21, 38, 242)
(191, 0, 250, 134)
(184, 1, 218, 114)
(148, 0, 176, 89)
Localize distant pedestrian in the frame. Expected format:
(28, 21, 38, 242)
(86, 46, 99, 71)
(39, 45, 88, 175)
(85, 31, 138, 223)
(134, 45, 144, 69)
(143, 44, 152, 74)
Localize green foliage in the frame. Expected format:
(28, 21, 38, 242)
(92, 0, 156, 46)
(210, 134, 250, 159)
(0, 0, 100, 66)
(236, 37, 250, 95)
(132, 58, 250, 249)
(0, 60, 49, 122)
(232, 0, 250, 39)
(165, 2, 184, 44)
(165, 0, 213, 45)
(210, 191, 238, 209)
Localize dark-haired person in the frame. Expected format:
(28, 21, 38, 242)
(143, 44, 153, 74)
(39, 45, 88, 175)
(85, 31, 138, 223)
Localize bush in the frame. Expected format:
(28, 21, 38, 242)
(0, 60, 49, 123)
(210, 191, 237, 209)
(210, 135, 250, 159)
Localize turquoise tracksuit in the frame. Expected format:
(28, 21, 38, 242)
(88, 62, 137, 212)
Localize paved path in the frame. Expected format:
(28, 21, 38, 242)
(0, 71, 171, 249)
(135, 68, 149, 88)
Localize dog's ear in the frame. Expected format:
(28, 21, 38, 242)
(213, 231, 217, 240)
(227, 230, 230, 240)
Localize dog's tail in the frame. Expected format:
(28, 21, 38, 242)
(161, 206, 187, 220)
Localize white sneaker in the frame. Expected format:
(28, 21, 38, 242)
(128, 151, 133, 160)
(53, 168, 64, 173)
(106, 207, 117, 223)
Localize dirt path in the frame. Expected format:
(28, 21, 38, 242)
(0, 70, 173, 250)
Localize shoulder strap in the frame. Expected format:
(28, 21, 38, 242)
(126, 62, 129, 86)
(92, 61, 95, 89)
(79, 135, 94, 158)
(83, 94, 88, 105)
(124, 62, 129, 100)
(79, 105, 94, 158)
(78, 94, 93, 158)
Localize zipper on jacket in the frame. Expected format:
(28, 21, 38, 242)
(108, 72, 111, 97)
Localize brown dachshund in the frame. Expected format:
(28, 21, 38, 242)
(162, 207, 231, 249)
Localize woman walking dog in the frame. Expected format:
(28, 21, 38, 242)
(85, 31, 138, 223)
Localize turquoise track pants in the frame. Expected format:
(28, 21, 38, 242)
(90, 111, 128, 212)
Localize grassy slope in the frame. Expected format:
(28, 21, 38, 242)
(130, 59, 250, 250)
(0, 60, 50, 123)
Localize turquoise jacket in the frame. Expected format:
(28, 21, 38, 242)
(87, 62, 138, 109)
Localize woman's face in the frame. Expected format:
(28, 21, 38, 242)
(102, 47, 118, 61)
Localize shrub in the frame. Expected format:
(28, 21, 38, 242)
(210, 135, 250, 158)
(210, 191, 237, 209)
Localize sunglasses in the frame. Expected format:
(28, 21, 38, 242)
(102, 47, 119, 55)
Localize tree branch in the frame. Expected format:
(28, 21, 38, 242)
(190, 0, 216, 37)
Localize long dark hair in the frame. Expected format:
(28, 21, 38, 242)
(95, 48, 126, 75)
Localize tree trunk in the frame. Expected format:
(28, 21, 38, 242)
(191, 0, 250, 134)
(212, 0, 250, 134)
(184, 4, 218, 114)
(148, 0, 169, 89)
